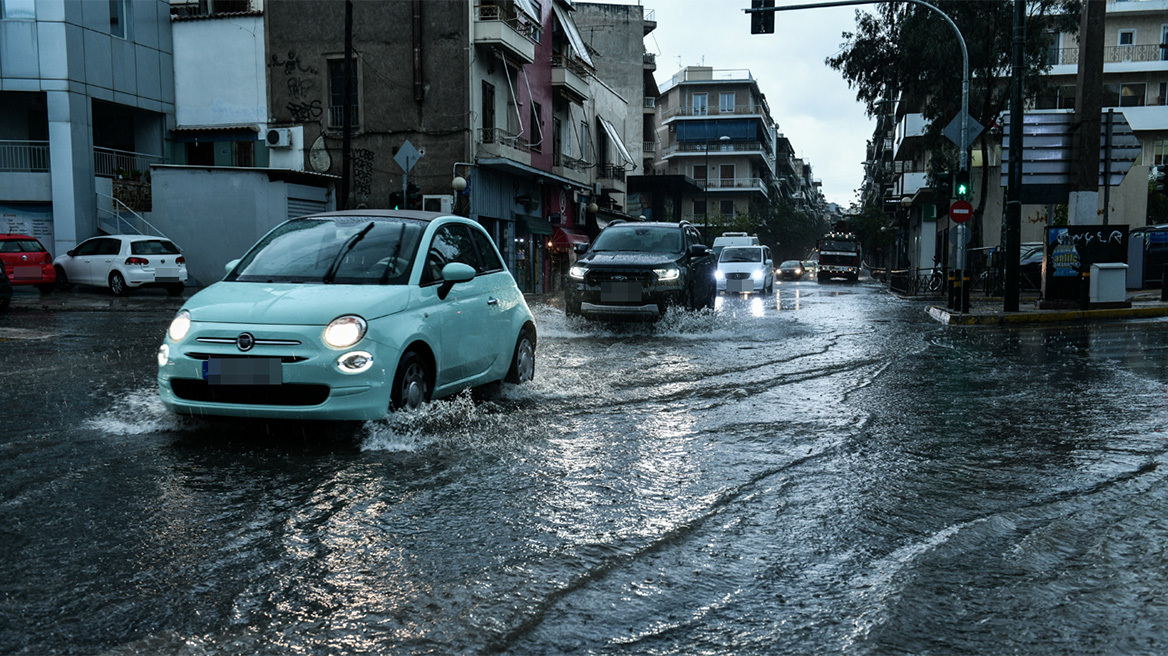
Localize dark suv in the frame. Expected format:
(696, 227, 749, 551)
(564, 220, 716, 319)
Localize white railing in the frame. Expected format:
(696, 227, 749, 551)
(96, 191, 168, 239)
(477, 127, 530, 153)
(93, 147, 162, 178)
(0, 140, 50, 171)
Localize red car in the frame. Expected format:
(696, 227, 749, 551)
(0, 233, 56, 293)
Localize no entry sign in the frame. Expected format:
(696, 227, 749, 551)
(950, 200, 973, 224)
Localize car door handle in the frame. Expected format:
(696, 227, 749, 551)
(487, 297, 499, 306)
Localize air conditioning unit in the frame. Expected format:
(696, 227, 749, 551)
(266, 128, 292, 148)
(422, 194, 454, 214)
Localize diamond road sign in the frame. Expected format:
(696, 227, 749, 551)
(943, 110, 985, 149)
(394, 140, 421, 173)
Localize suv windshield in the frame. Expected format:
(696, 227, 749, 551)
(721, 247, 762, 263)
(228, 216, 425, 285)
(592, 226, 682, 253)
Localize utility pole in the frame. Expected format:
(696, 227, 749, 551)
(340, 0, 353, 210)
(1004, 0, 1024, 312)
(1068, 0, 1105, 226)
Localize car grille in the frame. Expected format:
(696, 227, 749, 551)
(170, 379, 330, 406)
(726, 272, 751, 280)
(584, 270, 655, 286)
(185, 352, 309, 364)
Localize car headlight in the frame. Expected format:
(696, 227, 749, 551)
(654, 267, 680, 282)
(752, 269, 764, 281)
(714, 270, 725, 281)
(568, 265, 588, 280)
(168, 310, 191, 341)
(323, 315, 367, 348)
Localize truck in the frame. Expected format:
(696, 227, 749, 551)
(711, 232, 759, 258)
(817, 232, 862, 282)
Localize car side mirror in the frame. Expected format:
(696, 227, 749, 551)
(67, 249, 76, 257)
(574, 243, 589, 254)
(689, 244, 711, 257)
(224, 259, 239, 276)
(438, 261, 476, 299)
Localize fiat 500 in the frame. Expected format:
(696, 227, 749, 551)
(157, 211, 536, 420)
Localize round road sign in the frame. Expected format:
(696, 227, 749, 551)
(950, 200, 973, 224)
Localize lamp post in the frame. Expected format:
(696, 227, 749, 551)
(704, 135, 731, 230)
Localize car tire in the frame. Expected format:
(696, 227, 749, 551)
(54, 266, 73, 291)
(166, 283, 185, 297)
(109, 271, 129, 297)
(390, 349, 431, 411)
(37, 283, 54, 295)
(505, 328, 536, 384)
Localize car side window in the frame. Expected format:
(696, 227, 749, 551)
(469, 228, 504, 274)
(99, 239, 121, 256)
(74, 239, 101, 256)
(421, 224, 479, 285)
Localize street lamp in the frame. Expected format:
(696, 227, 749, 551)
(704, 135, 731, 229)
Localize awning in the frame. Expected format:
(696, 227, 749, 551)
(552, 3, 594, 68)
(514, 0, 540, 22)
(517, 214, 554, 235)
(597, 116, 634, 165)
(552, 227, 589, 249)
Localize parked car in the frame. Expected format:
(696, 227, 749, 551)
(716, 245, 775, 294)
(564, 220, 717, 319)
(0, 233, 56, 293)
(54, 235, 187, 296)
(777, 259, 807, 281)
(157, 210, 536, 420)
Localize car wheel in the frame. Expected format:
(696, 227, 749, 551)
(109, 271, 129, 296)
(54, 266, 73, 291)
(505, 329, 536, 384)
(37, 283, 54, 295)
(166, 283, 185, 297)
(390, 349, 431, 411)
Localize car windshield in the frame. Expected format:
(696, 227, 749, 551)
(227, 216, 425, 285)
(130, 240, 181, 255)
(592, 226, 681, 253)
(721, 247, 763, 263)
(0, 238, 46, 253)
(821, 240, 857, 252)
(781, 260, 802, 268)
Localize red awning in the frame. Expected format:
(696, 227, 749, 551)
(551, 227, 589, 250)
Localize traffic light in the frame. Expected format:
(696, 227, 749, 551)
(406, 183, 422, 209)
(389, 191, 404, 209)
(751, 0, 775, 34)
(955, 169, 971, 200)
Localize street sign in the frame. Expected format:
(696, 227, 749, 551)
(394, 140, 421, 172)
(950, 199, 973, 223)
(943, 110, 985, 148)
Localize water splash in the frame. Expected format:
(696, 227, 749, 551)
(84, 387, 188, 435)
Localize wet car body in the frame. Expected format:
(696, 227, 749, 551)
(564, 221, 716, 320)
(778, 260, 806, 280)
(0, 233, 55, 293)
(157, 210, 536, 421)
(54, 235, 187, 296)
(716, 245, 774, 294)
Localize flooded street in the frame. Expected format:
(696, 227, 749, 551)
(4, 280, 1168, 655)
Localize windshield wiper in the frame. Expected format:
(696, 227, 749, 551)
(324, 222, 374, 283)
(379, 223, 407, 284)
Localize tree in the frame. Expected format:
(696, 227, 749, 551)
(827, 0, 1079, 246)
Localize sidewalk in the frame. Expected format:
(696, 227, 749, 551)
(3, 287, 187, 313)
(926, 290, 1168, 326)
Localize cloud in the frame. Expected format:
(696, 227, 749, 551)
(616, 0, 875, 207)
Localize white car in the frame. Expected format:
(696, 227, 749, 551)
(54, 235, 188, 296)
(715, 245, 774, 295)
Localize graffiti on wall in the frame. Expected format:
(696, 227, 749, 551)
(271, 51, 322, 121)
(352, 148, 374, 204)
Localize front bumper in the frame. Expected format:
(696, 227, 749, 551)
(566, 277, 684, 318)
(157, 319, 393, 421)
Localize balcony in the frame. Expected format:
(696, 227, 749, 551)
(93, 147, 163, 179)
(1050, 44, 1168, 67)
(660, 140, 772, 160)
(597, 163, 626, 193)
(643, 52, 656, 72)
(474, 5, 536, 65)
(659, 103, 770, 121)
(703, 176, 768, 196)
(552, 152, 590, 186)
(551, 55, 589, 103)
(476, 127, 531, 166)
(0, 140, 50, 172)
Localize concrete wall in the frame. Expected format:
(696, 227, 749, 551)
(146, 166, 334, 286)
(173, 14, 266, 128)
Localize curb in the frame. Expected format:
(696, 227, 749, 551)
(928, 304, 1168, 326)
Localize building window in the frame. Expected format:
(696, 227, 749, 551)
(327, 57, 360, 129)
(530, 101, 542, 152)
(1162, 25, 1168, 61)
(1154, 140, 1168, 166)
(719, 164, 735, 187)
(109, 0, 128, 39)
(1118, 29, 1135, 46)
(693, 199, 706, 218)
(482, 82, 496, 142)
(1104, 82, 1146, 107)
(1157, 82, 1167, 106)
(581, 121, 591, 161)
(233, 140, 254, 167)
(186, 141, 214, 166)
(692, 93, 707, 116)
(720, 200, 734, 218)
(1, 0, 36, 19)
(693, 164, 707, 187)
(719, 92, 735, 113)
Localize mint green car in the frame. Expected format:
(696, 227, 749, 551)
(157, 211, 536, 420)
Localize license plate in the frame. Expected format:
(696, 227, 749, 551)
(202, 358, 281, 385)
(600, 281, 642, 302)
(727, 278, 752, 292)
(155, 267, 179, 283)
(155, 276, 180, 283)
(14, 266, 40, 281)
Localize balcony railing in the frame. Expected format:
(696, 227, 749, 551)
(660, 141, 771, 157)
(643, 97, 656, 108)
(93, 147, 163, 178)
(702, 177, 767, 193)
(598, 164, 625, 182)
(0, 140, 50, 172)
(659, 104, 770, 120)
(478, 127, 530, 153)
(553, 153, 589, 171)
(1049, 44, 1168, 66)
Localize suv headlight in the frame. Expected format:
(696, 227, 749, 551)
(323, 315, 367, 348)
(715, 270, 725, 281)
(568, 265, 588, 280)
(752, 269, 764, 281)
(654, 266, 680, 282)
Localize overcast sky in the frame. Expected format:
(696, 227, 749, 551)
(593, 0, 878, 209)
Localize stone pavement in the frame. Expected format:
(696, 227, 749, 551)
(926, 290, 1168, 326)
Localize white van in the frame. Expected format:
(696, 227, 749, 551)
(712, 232, 760, 258)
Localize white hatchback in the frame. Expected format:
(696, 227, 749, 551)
(715, 245, 774, 295)
(54, 235, 188, 296)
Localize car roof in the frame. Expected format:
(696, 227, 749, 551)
(298, 209, 455, 223)
(0, 234, 38, 240)
(606, 221, 683, 229)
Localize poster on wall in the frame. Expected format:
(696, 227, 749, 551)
(1042, 224, 1128, 303)
(1, 203, 54, 249)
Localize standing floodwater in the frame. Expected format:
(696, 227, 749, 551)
(3, 279, 1168, 655)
